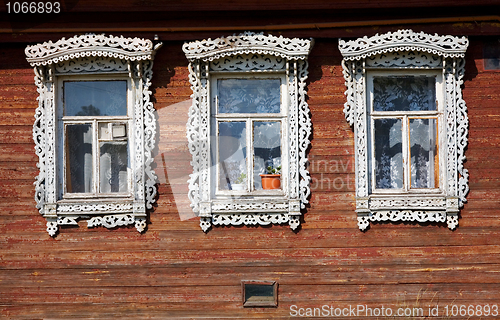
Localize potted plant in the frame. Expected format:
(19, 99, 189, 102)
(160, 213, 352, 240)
(231, 172, 247, 191)
(260, 165, 281, 190)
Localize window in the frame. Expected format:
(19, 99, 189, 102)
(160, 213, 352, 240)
(242, 280, 278, 307)
(25, 34, 162, 236)
(213, 76, 285, 195)
(60, 79, 131, 196)
(368, 72, 442, 193)
(183, 32, 313, 231)
(339, 30, 469, 230)
(484, 38, 500, 70)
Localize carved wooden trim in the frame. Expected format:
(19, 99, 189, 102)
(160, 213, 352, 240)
(27, 34, 161, 236)
(183, 31, 313, 62)
(25, 33, 158, 66)
(339, 30, 469, 230)
(339, 29, 468, 61)
(183, 32, 312, 232)
(210, 54, 287, 72)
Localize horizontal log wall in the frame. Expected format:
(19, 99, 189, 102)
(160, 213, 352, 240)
(0, 37, 499, 319)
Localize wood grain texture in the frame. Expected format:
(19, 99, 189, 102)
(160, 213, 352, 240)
(0, 37, 499, 319)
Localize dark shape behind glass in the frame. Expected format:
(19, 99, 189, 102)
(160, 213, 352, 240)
(374, 119, 403, 189)
(66, 124, 93, 193)
(76, 105, 101, 116)
(100, 142, 128, 193)
(409, 118, 438, 189)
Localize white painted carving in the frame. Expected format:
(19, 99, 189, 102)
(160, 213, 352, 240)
(212, 213, 289, 226)
(25, 33, 156, 67)
(339, 29, 468, 61)
(27, 34, 161, 236)
(183, 31, 313, 62)
(210, 54, 286, 72)
(57, 216, 79, 225)
(447, 214, 459, 230)
(358, 211, 447, 231)
(370, 198, 447, 209)
(54, 56, 128, 74)
(183, 33, 312, 231)
(339, 30, 469, 230)
(366, 52, 442, 68)
(87, 214, 135, 229)
(57, 202, 134, 213)
(211, 200, 289, 212)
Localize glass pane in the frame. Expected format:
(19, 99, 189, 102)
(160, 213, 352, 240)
(218, 122, 247, 191)
(253, 121, 281, 190)
(217, 79, 280, 113)
(373, 76, 436, 111)
(374, 119, 403, 189)
(66, 124, 93, 193)
(64, 81, 127, 116)
(410, 118, 438, 188)
(244, 284, 275, 304)
(99, 142, 129, 193)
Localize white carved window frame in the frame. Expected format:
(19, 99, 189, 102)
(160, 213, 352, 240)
(338, 30, 469, 230)
(182, 32, 313, 232)
(25, 34, 162, 236)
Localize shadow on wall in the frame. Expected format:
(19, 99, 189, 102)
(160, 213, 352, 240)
(155, 99, 196, 221)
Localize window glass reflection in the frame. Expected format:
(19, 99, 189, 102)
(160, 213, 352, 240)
(410, 118, 438, 188)
(64, 81, 127, 116)
(218, 122, 247, 191)
(218, 79, 280, 114)
(374, 118, 403, 189)
(253, 121, 281, 190)
(66, 124, 93, 193)
(373, 76, 436, 112)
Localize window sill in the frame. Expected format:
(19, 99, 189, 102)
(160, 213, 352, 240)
(356, 195, 460, 231)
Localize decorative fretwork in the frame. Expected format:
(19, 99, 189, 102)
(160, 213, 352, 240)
(339, 30, 469, 230)
(211, 200, 289, 212)
(213, 213, 290, 227)
(210, 54, 287, 72)
(339, 29, 468, 61)
(54, 56, 129, 74)
(369, 198, 447, 209)
(25, 33, 156, 66)
(183, 31, 312, 62)
(357, 210, 447, 231)
(87, 214, 146, 233)
(366, 52, 443, 69)
(183, 32, 313, 232)
(57, 202, 134, 213)
(26, 34, 162, 236)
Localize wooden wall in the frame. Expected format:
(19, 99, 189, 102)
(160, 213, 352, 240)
(1, 35, 500, 319)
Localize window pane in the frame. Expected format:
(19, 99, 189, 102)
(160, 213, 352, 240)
(218, 122, 247, 191)
(218, 79, 280, 113)
(66, 124, 93, 193)
(64, 81, 127, 116)
(373, 76, 436, 111)
(100, 142, 129, 193)
(374, 119, 403, 189)
(253, 121, 281, 190)
(410, 118, 438, 188)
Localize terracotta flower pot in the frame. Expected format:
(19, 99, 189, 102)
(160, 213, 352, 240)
(260, 174, 281, 189)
